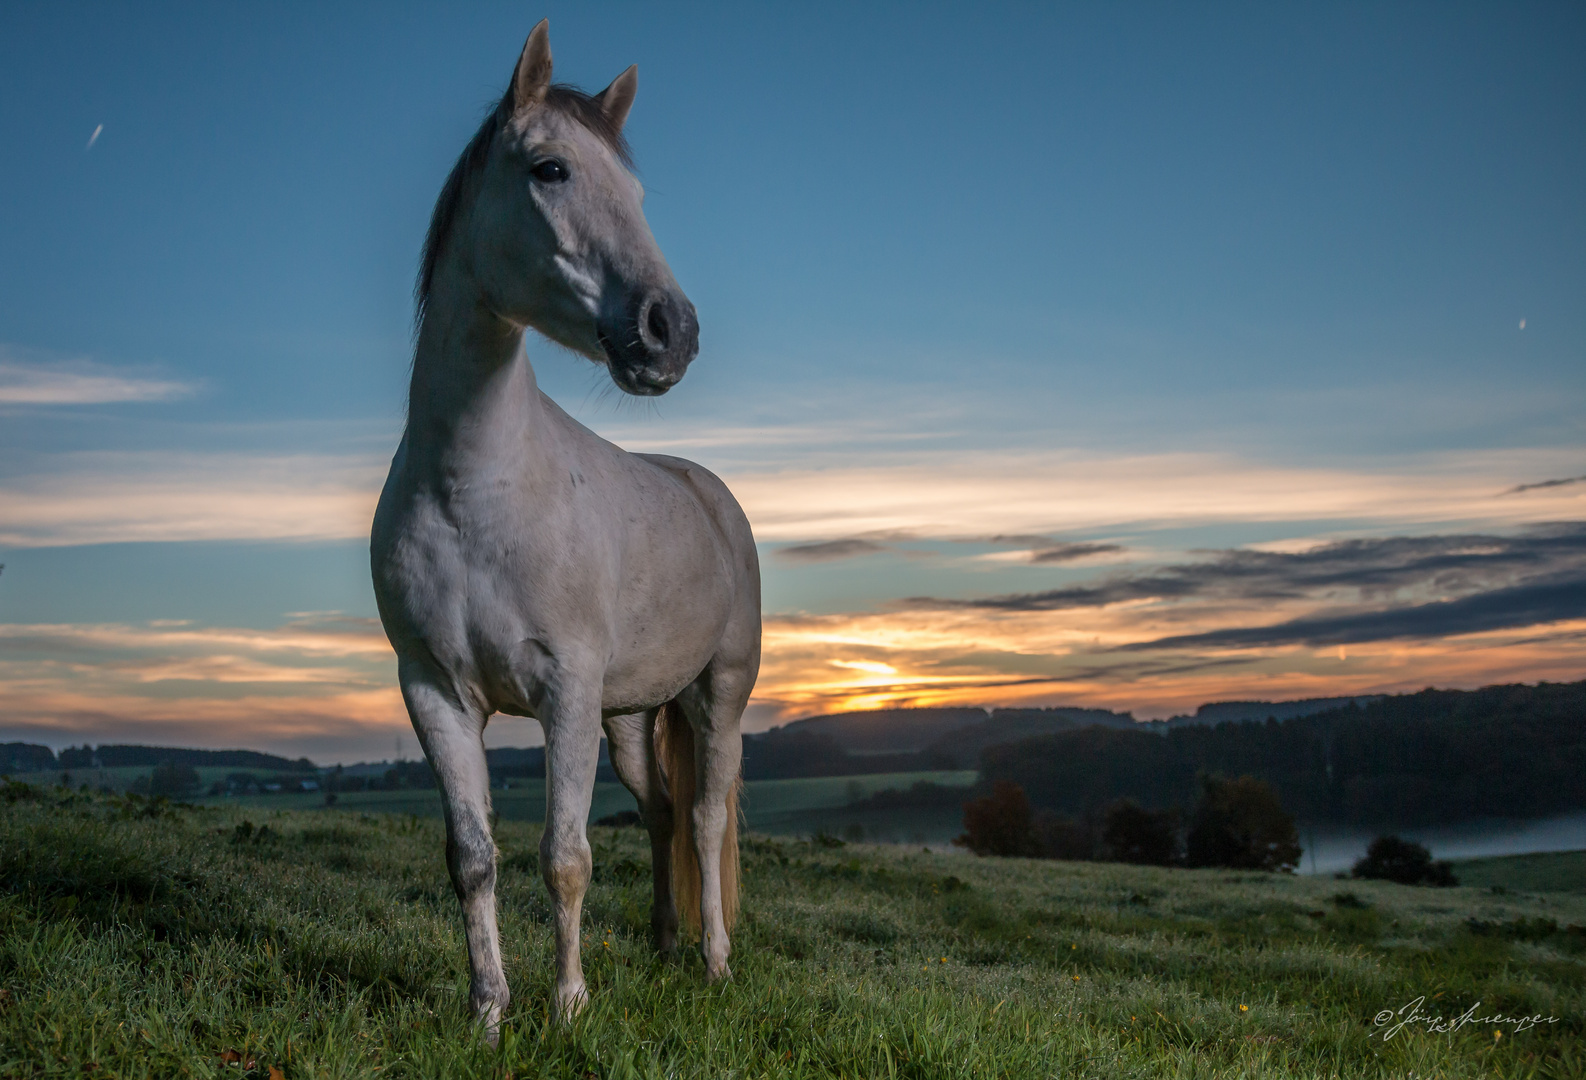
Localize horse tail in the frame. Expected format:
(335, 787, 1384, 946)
(656, 700, 740, 935)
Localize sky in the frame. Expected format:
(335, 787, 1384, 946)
(1, 2, 1582, 763)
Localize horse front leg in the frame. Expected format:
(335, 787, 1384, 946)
(399, 668, 507, 1040)
(603, 710, 678, 955)
(540, 686, 603, 1021)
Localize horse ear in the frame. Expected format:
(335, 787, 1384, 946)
(512, 19, 553, 113)
(596, 65, 638, 131)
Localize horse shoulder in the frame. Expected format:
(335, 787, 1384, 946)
(633, 453, 753, 537)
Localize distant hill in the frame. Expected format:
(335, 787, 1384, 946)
(2, 743, 57, 774)
(923, 708, 1139, 768)
(10, 684, 1560, 803)
(485, 746, 546, 776)
(742, 705, 1138, 778)
(53, 744, 315, 772)
(748, 699, 1392, 778)
(339, 745, 614, 783)
(774, 708, 989, 754)
(978, 680, 1586, 829)
(765, 698, 1371, 763)
(1162, 696, 1383, 727)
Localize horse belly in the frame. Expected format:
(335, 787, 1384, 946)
(597, 512, 737, 713)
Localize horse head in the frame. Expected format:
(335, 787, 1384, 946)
(422, 20, 698, 396)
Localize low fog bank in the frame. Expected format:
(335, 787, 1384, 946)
(1298, 811, 1586, 875)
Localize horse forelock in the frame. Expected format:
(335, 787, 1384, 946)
(416, 84, 635, 327)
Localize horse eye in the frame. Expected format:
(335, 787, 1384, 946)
(531, 160, 569, 184)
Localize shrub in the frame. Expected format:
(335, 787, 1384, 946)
(148, 762, 201, 798)
(955, 780, 1042, 857)
(1033, 813, 1096, 861)
(1100, 799, 1179, 866)
(1185, 775, 1301, 872)
(1351, 835, 1458, 886)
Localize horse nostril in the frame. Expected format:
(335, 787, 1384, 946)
(644, 300, 670, 352)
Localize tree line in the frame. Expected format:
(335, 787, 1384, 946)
(978, 681, 1586, 828)
(956, 776, 1303, 872)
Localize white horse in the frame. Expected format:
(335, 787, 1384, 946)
(371, 20, 760, 1036)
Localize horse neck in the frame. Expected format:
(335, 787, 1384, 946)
(405, 280, 547, 480)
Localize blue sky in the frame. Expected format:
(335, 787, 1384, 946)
(1, 3, 1582, 761)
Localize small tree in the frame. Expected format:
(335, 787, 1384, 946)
(148, 761, 201, 798)
(1185, 775, 1301, 872)
(1352, 835, 1458, 886)
(1034, 812, 1096, 861)
(1101, 799, 1179, 866)
(955, 780, 1042, 857)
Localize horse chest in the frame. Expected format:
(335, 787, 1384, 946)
(381, 485, 590, 647)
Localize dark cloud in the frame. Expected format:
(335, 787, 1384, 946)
(775, 530, 922, 564)
(1505, 475, 1586, 495)
(775, 538, 890, 563)
(902, 525, 1586, 613)
(1055, 655, 1261, 683)
(986, 535, 1126, 564)
(1030, 543, 1125, 564)
(1122, 577, 1586, 651)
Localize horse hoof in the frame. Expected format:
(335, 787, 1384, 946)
(475, 1001, 505, 1046)
(705, 961, 732, 984)
(555, 983, 589, 1023)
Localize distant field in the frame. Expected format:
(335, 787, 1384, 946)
(194, 781, 640, 824)
(1452, 849, 1586, 894)
(2, 764, 292, 793)
(194, 769, 977, 843)
(4, 767, 976, 844)
(4, 783, 1583, 1078)
(739, 771, 974, 842)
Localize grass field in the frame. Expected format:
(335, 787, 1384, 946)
(1451, 851, 1586, 896)
(10, 767, 975, 842)
(4, 782, 1584, 1078)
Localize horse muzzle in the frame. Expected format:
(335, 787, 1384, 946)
(598, 290, 699, 396)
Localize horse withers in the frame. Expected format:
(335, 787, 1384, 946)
(370, 20, 761, 1037)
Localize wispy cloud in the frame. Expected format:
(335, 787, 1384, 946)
(0, 356, 195, 405)
(0, 616, 392, 662)
(85, 124, 102, 151)
(986, 535, 1126, 564)
(776, 538, 893, 563)
(905, 526, 1586, 613)
(5, 437, 1583, 549)
(0, 451, 384, 546)
(0, 687, 408, 762)
(1504, 475, 1586, 495)
(1122, 578, 1586, 651)
(0, 614, 407, 759)
(727, 449, 1586, 542)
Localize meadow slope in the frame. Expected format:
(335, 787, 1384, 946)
(2, 784, 1583, 1079)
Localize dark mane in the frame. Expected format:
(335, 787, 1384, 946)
(416, 84, 634, 324)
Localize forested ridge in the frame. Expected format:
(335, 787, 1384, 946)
(980, 680, 1586, 828)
